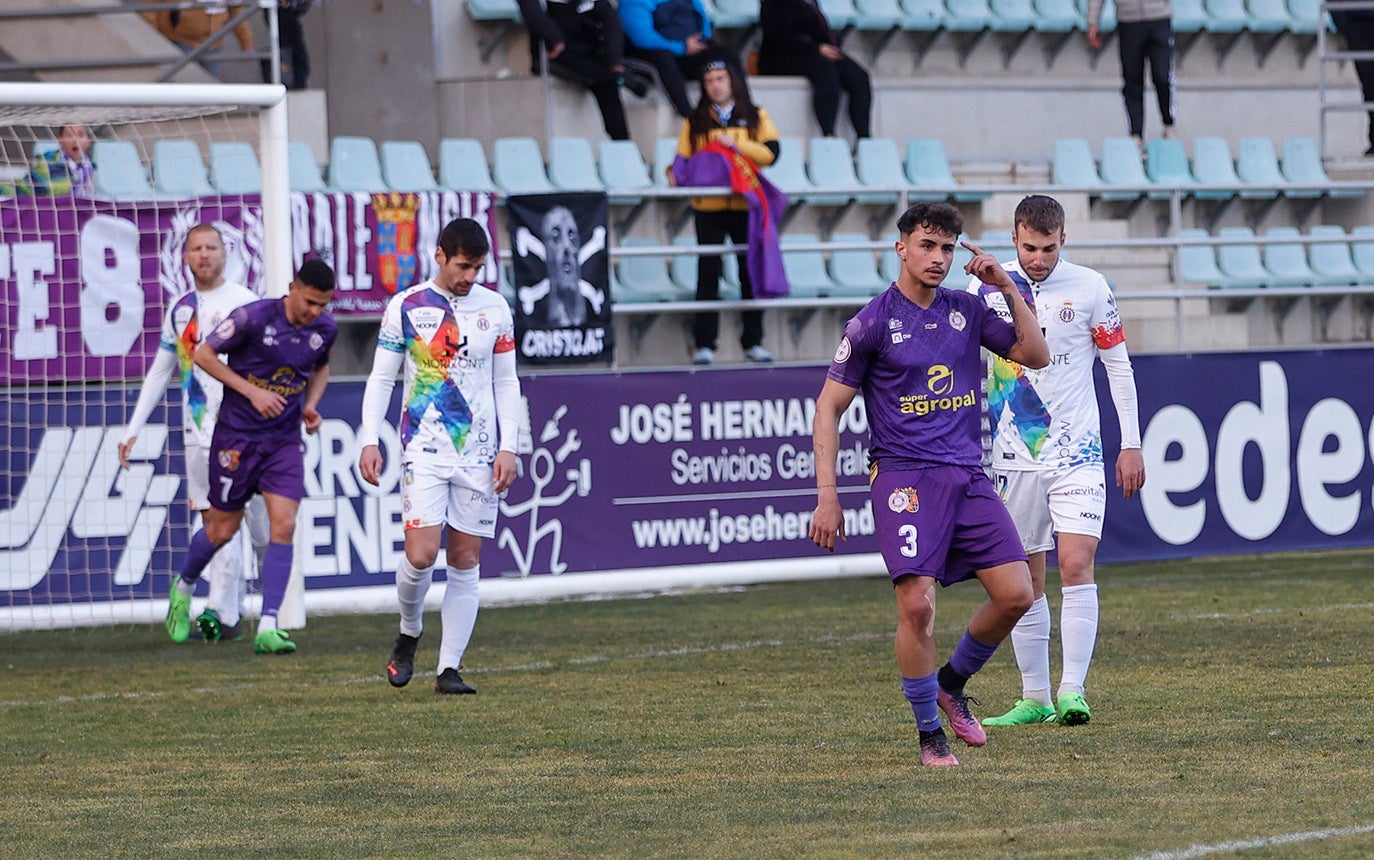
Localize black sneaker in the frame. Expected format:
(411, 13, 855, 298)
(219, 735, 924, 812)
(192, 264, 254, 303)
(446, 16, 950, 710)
(386, 633, 420, 688)
(435, 667, 477, 695)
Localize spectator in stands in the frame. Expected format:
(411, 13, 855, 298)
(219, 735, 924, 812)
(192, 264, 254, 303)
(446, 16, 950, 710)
(756, 0, 872, 139)
(142, 1, 257, 80)
(671, 59, 780, 365)
(272, 0, 313, 89)
(517, 0, 646, 141)
(1087, 1, 1175, 148)
(26, 123, 95, 197)
(619, 0, 747, 119)
(1332, 8, 1374, 156)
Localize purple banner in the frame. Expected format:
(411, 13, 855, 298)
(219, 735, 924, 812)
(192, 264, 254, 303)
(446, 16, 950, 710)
(4, 350, 1373, 608)
(0, 190, 497, 384)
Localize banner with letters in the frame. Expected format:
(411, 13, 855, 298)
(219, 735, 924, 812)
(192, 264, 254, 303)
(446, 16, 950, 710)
(0, 190, 498, 384)
(506, 192, 614, 366)
(3, 350, 1373, 612)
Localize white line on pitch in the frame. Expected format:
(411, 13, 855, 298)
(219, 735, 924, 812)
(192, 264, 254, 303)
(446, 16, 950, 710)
(1133, 824, 1374, 859)
(1179, 602, 1374, 619)
(0, 631, 891, 710)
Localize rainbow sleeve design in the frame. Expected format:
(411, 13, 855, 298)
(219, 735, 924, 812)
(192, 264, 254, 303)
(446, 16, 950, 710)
(989, 356, 1051, 460)
(399, 293, 473, 453)
(175, 301, 208, 430)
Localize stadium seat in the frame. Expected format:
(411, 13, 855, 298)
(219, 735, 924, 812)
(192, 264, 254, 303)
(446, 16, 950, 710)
(1216, 226, 1270, 288)
(879, 246, 901, 285)
(781, 233, 838, 297)
(1351, 225, 1374, 281)
(209, 142, 261, 194)
(91, 139, 156, 199)
(854, 137, 909, 209)
(1260, 226, 1318, 287)
(907, 138, 986, 201)
(988, 0, 1036, 31)
(807, 136, 864, 203)
(818, 0, 859, 28)
(548, 137, 605, 192)
(1177, 228, 1229, 287)
(828, 232, 884, 296)
(380, 140, 439, 191)
(466, 0, 520, 20)
(901, 0, 946, 28)
(614, 238, 685, 303)
(1307, 225, 1362, 286)
(1234, 136, 1285, 200)
(653, 137, 680, 188)
(492, 137, 555, 195)
(707, 0, 761, 29)
(329, 136, 387, 192)
(152, 139, 214, 197)
(1099, 136, 1157, 201)
(1033, 0, 1082, 31)
(1051, 138, 1107, 193)
(1245, 0, 1293, 32)
(943, 0, 993, 31)
(438, 137, 497, 193)
(1172, 0, 1208, 32)
(669, 235, 701, 293)
(288, 141, 330, 193)
(1190, 137, 1241, 201)
(1285, 0, 1326, 34)
(598, 139, 653, 202)
(851, 0, 905, 30)
(942, 241, 976, 288)
(1145, 137, 1196, 194)
(766, 137, 843, 205)
(1203, 0, 1248, 33)
(1281, 136, 1361, 198)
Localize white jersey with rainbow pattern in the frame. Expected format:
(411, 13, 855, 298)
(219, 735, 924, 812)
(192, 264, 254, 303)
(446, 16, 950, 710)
(158, 281, 258, 448)
(376, 280, 517, 466)
(967, 258, 1126, 472)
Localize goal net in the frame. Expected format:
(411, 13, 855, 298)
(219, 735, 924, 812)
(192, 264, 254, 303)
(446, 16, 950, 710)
(0, 83, 291, 632)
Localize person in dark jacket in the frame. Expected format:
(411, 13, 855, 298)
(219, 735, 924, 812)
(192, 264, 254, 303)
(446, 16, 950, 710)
(1087, 0, 1174, 147)
(757, 0, 872, 138)
(619, 0, 746, 119)
(518, 0, 643, 141)
(1332, 8, 1374, 156)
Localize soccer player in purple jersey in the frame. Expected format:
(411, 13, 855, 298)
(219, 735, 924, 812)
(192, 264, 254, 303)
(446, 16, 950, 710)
(810, 202, 1049, 767)
(163, 260, 338, 655)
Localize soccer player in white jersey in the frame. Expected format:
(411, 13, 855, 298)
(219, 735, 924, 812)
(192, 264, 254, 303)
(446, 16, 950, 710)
(968, 195, 1146, 727)
(118, 223, 268, 643)
(359, 217, 523, 695)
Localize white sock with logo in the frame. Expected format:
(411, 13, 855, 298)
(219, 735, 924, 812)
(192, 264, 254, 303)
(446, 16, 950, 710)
(396, 557, 433, 638)
(438, 566, 480, 673)
(1059, 584, 1100, 697)
(1010, 594, 1052, 706)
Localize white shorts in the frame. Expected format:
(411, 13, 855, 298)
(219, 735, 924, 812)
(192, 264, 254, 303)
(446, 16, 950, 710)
(185, 441, 211, 511)
(994, 464, 1106, 553)
(401, 458, 499, 539)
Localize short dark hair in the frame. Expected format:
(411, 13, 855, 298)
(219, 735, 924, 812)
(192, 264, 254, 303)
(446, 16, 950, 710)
(896, 202, 963, 239)
(295, 258, 336, 292)
(438, 217, 491, 259)
(1013, 194, 1065, 235)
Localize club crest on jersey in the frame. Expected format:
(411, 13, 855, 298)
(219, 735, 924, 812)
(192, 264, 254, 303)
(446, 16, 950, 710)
(214, 317, 236, 339)
(407, 306, 446, 343)
(833, 336, 852, 363)
(948, 310, 967, 331)
(174, 306, 194, 330)
(888, 487, 919, 513)
(218, 449, 241, 471)
(477, 316, 491, 331)
(309, 332, 324, 351)
(1058, 302, 1076, 323)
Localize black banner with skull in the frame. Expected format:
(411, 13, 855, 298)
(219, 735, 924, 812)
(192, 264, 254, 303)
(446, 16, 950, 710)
(507, 192, 613, 366)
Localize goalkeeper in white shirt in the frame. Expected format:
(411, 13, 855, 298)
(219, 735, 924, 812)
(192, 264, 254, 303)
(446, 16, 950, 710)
(118, 223, 268, 642)
(358, 218, 523, 695)
(967, 195, 1146, 727)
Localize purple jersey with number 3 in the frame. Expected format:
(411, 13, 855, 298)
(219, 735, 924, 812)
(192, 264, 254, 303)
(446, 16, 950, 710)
(204, 297, 337, 438)
(827, 285, 1017, 468)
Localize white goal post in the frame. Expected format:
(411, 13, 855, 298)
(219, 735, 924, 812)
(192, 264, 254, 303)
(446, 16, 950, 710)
(0, 82, 303, 632)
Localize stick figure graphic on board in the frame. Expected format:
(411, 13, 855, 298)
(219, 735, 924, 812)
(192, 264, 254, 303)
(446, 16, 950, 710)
(498, 404, 592, 576)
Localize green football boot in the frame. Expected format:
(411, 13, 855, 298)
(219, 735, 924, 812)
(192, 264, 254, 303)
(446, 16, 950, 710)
(1056, 691, 1092, 726)
(981, 698, 1058, 727)
(253, 628, 297, 655)
(165, 582, 191, 644)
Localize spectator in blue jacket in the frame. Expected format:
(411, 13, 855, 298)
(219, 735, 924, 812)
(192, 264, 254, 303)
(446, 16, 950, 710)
(619, 0, 745, 118)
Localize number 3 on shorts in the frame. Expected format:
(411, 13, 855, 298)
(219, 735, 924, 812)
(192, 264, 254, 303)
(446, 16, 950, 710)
(898, 524, 918, 558)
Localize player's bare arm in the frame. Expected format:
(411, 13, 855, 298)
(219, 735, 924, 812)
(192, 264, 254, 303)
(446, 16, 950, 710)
(193, 342, 287, 419)
(810, 378, 858, 551)
(301, 363, 330, 435)
(1116, 448, 1145, 500)
(962, 240, 1049, 369)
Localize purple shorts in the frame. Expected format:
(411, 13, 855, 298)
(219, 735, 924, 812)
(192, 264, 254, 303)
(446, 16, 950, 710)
(871, 463, 1027, 586)
(207, 427, 305, 511)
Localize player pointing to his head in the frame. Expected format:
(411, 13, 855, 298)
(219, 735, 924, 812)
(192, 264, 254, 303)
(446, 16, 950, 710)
(810, 201, 1047, 766)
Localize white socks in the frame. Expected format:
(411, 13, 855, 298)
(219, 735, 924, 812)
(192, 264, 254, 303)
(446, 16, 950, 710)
(1009, 594, 1052, 706)
(1059, 583, 1099, 697)
(438, 566, 480, 673)
(205, 524, 244, 627)
(396, 557, 434, 638)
